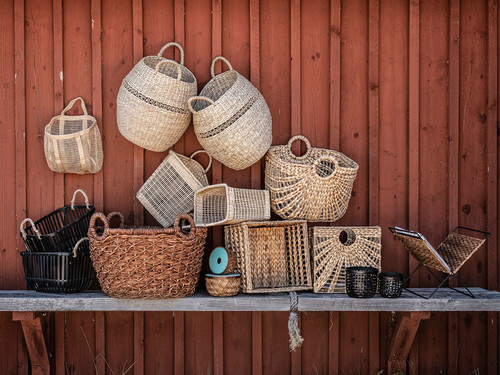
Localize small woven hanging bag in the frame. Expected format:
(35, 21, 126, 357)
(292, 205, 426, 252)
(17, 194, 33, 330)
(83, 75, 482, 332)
(265, 135, 359, 222)
(44, 97, 103, 174)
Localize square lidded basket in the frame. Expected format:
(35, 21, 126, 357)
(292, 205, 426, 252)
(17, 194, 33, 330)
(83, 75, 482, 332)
(310, 226, 381, 293)
(224, 220, 312, 293)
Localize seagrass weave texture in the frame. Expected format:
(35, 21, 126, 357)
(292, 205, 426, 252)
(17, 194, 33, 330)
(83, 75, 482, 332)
(265, 135, 359, 221)
(44, 97, 103, 174)
(224, 221, 312, 293)
(137, 150, 212, 227)
(205, 275, 241, 297)
(116, 42, 197, 152)
(194, 183, 270, 226)
(188, 56, 272, 170)
(310, 226, 381, 293)
(88, 212, 207, 299)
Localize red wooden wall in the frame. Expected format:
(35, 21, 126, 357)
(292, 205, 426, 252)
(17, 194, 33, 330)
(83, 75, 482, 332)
(0, 0, 499, 373)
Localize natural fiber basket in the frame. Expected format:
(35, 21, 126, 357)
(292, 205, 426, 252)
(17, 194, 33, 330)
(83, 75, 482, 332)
(20, 189, 95, 252)
(310, 226, 381, 293)
(137, 150, 212, 228)
(188, 56, 272, 170)
(225, 221, 312, 293)
(205, 274, 241, 297)
(346, 266, 378, 298)
(88, 212, 207, 299)
(44, 97, 103, 174)
(265, 135, 359, 221)
(117, 42, 197, 152)
(193, 183, 270, 227)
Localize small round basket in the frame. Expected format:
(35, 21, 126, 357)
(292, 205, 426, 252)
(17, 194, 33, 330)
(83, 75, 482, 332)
(346, 266, 378, 298)
(206, 274, 241, 297)
(378, 272, 403, 298)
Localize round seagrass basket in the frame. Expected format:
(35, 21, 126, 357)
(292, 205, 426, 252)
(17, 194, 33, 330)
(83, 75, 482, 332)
(88, 212, 207, 299)
(265, 135, 359, 222)
(205, 274, 241, 297)
(188, 56, 272, 170)
(116, 42, 197, 152)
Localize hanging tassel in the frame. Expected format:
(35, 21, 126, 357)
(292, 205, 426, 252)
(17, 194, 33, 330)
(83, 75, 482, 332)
(288, 291, 304, 351)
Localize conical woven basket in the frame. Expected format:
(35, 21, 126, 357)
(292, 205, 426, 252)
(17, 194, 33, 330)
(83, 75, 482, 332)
(265, 135, 359, 221)
(117, 42, 197, 152)
(137, 150, 212, 228)
(188, 56, 272, 170)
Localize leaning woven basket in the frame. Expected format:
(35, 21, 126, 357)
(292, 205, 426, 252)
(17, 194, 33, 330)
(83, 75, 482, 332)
(117, 42, 197, 152)
(137, 150, 212, 228)
(44, 97, 103, 174)
(88, 212, 207, 299)
(188, 56, 272, 170)
(265, 135, 359, 221)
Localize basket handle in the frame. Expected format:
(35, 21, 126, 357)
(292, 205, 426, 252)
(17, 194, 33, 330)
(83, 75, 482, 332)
(155, 60, 182, 81)
(173, 214, 197, 239)
(107, 211, 125, 228)
(287, 135, 312, 159)
(71, 189, 91, 210)
(313, 155, 339, 180)
(61, 97, 88, 116)
(88, 212, 109, 239)
(72, 237, 89, 258)
(20, 218, 41, 240)
(187, 96, 215, 114)
(210, 56, 233, 78)
(157, 42, 184, 65)
(190, 150, 213, 173)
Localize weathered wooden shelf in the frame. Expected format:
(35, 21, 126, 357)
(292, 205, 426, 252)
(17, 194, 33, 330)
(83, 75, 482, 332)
(1, 287, 499, 312)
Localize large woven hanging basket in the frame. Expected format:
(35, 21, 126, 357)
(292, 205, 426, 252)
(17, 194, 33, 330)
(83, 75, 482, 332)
(137, 150, 212, 228)
(188, 56, 272, 170)
(265, 135, 359, 221)
(88, 212, 207, 299)
(44, 97, 103, 174)
(116, 42, 197, 152)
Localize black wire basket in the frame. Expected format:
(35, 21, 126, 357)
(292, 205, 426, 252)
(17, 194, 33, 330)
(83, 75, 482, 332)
(346, 266, 378, 298)
(378, 272, 403, 298)
(20, 237, 95, 293)
(20, 189, 95, 252)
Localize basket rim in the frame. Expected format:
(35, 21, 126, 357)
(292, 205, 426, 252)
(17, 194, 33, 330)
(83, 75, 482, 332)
(136, 56, 197, 84)
(191, 70, 242, 115)
(205, 273, 241, 278)
(45, 116, 98, 139)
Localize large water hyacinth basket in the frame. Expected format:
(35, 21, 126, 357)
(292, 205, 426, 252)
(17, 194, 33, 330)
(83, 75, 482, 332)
(225, 221, 312, 293)
(310, 226, 381, 293)
(44, 97, 103, 174)
(265, 135, 359, 221)
(188, 56, 272, 170)
(88, 212, 207, 299)
(193, 183, 270, 227)
(137, 150, 212, 228)
(116, 42, 197, 152)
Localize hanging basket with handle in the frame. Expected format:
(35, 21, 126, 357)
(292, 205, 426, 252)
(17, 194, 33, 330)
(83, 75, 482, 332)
(188, 56, 272, 170)
(117, 42, 197, 152)
(44, 97, 103, 174)
(265, 135, 359, 221)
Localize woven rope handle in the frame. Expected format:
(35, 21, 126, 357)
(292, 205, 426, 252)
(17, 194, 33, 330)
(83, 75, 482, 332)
(174, 214, 197, 239)
(157, 42, 185, 65)
(72, 237, 88, 258)
(190, 150, 213, 173)
(61, 97, 88, 116)
(313, 155, 339, 180)
(187, 96, 216, 114)
(155, 60, 182, 81)
(71, 189, 90, 210)
(210, 56, 233, 78)
(107, 211, 125, 227)
(287, 135, 312, 159)
(88, 212, 109, 239)
(20, 218, 40, 240)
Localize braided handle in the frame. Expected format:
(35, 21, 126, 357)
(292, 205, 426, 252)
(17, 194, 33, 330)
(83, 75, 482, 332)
(287, 135, 312, 159)
(61, 97, 88, 116)
(20, 218, 41, 240)
(107, 211, 125, 227)
(155, 60, 182, 80)
(72, 237, 89, 258)
(173, 214, 197, 239)
(190, 150, 213, 173)
(157, 42, 185, 65)
(88, 212, 109, 240)
(210, 56, 233, 78)
(71, 189, 90, 210)
(187, 96, 215, 114)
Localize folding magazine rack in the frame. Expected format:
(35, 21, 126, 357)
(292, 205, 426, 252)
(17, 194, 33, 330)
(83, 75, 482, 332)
(389, 226, 490, 299)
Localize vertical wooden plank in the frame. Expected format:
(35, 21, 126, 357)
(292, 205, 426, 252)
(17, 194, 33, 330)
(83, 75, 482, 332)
(301, 312, 328, 374)
(174, 312, 185, 375)
(290, 0, 301, 139)
(328, 312, 339, 375)
(94, 311, 105, 375)
(53, 0, 64, 209)
(185, 312, 213, 374)
(133, 310, 144, 375)
(213, 312, 224, 375)
(262, 312, 290, 375)
(172, 0, 185, 157)
(252, 311, 262, 375)
(144, 312, 174, 374)
(339, 311, 369, 373)
(223, 312, 252, 375)
(54, 312, 65, 375)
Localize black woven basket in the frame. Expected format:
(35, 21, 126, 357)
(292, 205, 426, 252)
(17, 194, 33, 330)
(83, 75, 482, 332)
(21, 238, 95, 293)
(378, 272, 403, 298)
(346, 266, 378, 298)
(20, 189, 94, 252)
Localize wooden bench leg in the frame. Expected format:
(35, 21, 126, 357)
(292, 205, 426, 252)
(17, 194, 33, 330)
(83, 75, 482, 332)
(387, 311, 431, 374)
(12, 312, 50, 375)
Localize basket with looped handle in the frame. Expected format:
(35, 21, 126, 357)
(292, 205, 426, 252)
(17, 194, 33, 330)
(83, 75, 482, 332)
(117, 42, 197, 152)
(88, 212, 207, 299)
(188, 56, 272, 170)
(265, 135, 359, 221)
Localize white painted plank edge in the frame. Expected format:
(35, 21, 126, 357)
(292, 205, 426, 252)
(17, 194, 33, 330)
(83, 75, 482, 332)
(0, 288, 499, 312)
